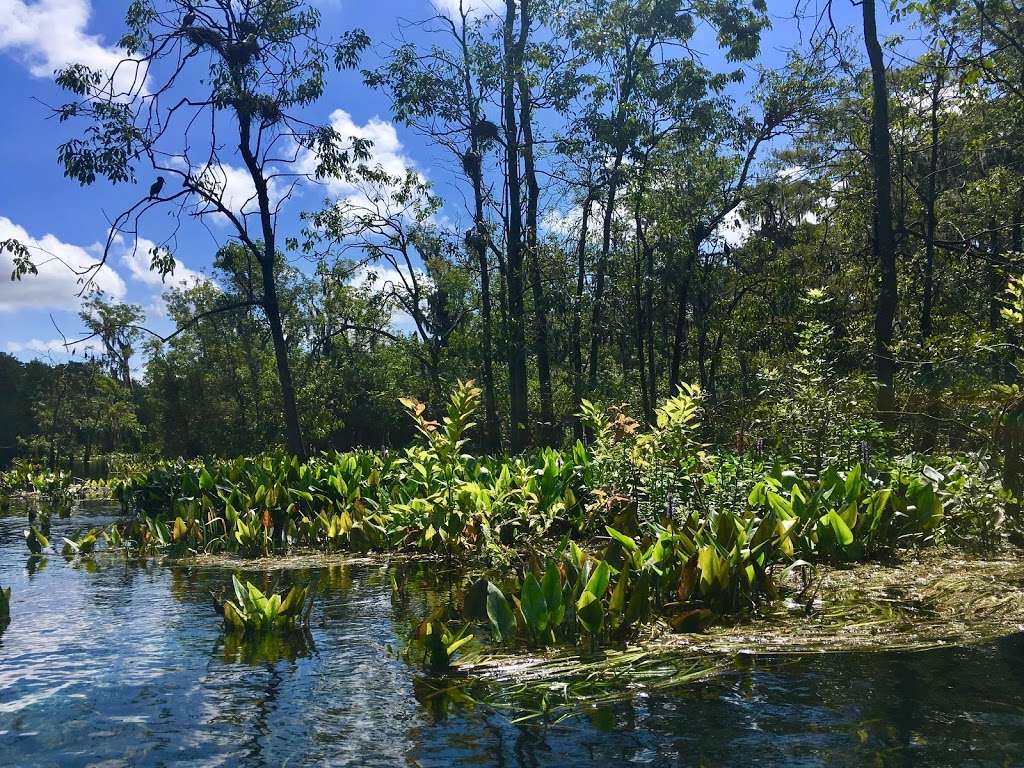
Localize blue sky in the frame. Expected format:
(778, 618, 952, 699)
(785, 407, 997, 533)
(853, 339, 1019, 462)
(0, 0, 876, 364)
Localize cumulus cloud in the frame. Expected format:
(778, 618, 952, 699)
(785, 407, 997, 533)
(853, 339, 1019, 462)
(112, 234, 206, 289)
(190, 162, 278, 220)
(301, 109, 417, 201)
(0, 0, 143, 90)
(0, 216, 126, 312)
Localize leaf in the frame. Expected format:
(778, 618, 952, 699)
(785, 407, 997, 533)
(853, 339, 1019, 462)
(576, 589, 603, 636)
(624, 570, 650, 625)
(584, 559, 611, 599)
(609, 563, 629, 615)
(223, 600, 246, 629)
(827, 509, 855, 546)
(542, 561, 565, 627)
(485, 582, 516, 643)
(697, 545, 719, 593)
(605, 525, 638, 552)
(445, 633, 474, 657)
(521, 573, 549, 632)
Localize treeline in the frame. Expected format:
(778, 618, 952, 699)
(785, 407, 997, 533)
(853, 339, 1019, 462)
(3, 0, 1023, 464)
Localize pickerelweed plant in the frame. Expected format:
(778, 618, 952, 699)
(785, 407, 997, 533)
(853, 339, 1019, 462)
(217, 575, 314, 633)
(64, 378, 1004, 650)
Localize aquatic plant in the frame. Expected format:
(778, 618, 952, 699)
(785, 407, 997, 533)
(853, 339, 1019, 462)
(24, 526, 49, 555)
(410, 612, 475, 673)
(218, 575, 314, 633)
(62, 529, 100, 558)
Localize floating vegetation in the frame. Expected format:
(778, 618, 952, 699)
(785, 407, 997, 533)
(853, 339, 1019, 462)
(388, 553, 1024, 726)
(416, 646, 732, 725)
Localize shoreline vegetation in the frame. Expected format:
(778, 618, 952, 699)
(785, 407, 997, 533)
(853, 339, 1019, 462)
(3, 380, 1021, 692)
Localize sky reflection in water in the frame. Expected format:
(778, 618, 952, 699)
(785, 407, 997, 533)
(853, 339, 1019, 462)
(1, 506, 1023, 767)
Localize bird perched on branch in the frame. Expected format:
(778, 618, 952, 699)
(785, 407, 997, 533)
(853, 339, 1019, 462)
(181, 9, 196, 28)
(149, 176, 165, 199)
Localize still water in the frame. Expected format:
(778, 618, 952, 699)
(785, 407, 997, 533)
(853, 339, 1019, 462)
(2, 506, 1023, 767)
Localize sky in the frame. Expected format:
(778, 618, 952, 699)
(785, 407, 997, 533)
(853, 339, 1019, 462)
(0, 0, 877, 365)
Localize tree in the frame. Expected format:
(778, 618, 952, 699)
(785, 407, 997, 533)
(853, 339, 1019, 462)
(27, 0, 370, 457)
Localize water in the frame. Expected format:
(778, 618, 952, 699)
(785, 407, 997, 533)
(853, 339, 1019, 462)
(2, 506, 1024, 767)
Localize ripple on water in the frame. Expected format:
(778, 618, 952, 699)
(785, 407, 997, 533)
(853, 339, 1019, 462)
(2, 510, 1024, 767)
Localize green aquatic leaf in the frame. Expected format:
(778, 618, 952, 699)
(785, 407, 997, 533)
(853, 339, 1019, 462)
(542, 561, 565, 627)
(605, 525, 638, 552)
(521, 573, 549, 632)
(828, 509, 855, 546)
(584, 560, 611, 600)
(486, 581, 516, 643)
(576, 590, 603, 636)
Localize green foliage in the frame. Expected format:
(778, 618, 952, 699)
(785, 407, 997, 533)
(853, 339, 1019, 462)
(219, 575, 313, 633)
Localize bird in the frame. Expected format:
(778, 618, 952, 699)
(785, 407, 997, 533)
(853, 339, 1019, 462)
(182, 9, 195, 28)
(149, 176, 165, 198)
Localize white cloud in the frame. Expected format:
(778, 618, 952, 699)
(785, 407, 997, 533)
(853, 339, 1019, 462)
(540, 205, 605, 240)
(191, 163, 267, 219)
(301, 109, 416, 201)
(0, 215, 126, 312)
(0, 0, 143, 90)
(112, 234, 206, 289)
(6, 336, 102, 357)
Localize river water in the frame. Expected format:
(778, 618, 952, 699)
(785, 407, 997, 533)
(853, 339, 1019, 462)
(2, 505, 1023, 767)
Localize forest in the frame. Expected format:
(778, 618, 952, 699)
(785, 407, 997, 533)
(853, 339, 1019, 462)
(1, 0, 1024, 762)
(1, 0, 1020, 470)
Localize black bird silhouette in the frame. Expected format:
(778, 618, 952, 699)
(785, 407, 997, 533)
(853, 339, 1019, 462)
(182, 10, 195, 27)
(149, 176, 165, 198)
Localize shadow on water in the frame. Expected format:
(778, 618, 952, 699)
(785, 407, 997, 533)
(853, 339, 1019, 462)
(1, 506, 1023, 767)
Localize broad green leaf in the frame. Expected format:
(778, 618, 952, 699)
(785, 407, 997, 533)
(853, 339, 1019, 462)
(576, 589, 603, 635)
(828, 509, 854, 546)
(486, 582, 516, 643)
(521, 573, 549, 632)
(584, 559, 611, 599)
(605, 525, 638, 551)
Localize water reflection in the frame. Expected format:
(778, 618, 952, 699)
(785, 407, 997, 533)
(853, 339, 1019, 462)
(0, 507, 1023, 767)
(219, 628, 315, 666)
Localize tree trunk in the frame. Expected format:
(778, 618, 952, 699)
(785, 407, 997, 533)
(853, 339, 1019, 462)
(571, 193, 593, 439)
(503, 0, 530, 451)
(457, 19, 501, 451)
(519, 0, 555, 445)
(669, 248, 697, 393)
(587, 151, 625, 392)
(918, 68, 941, 451)
(238, 112, 305, 458)
(863, 0, 899, 423)
(989, 223, 1004, 380)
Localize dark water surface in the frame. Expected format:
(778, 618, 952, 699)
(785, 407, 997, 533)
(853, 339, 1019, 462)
(2, 507, 1024, 767)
